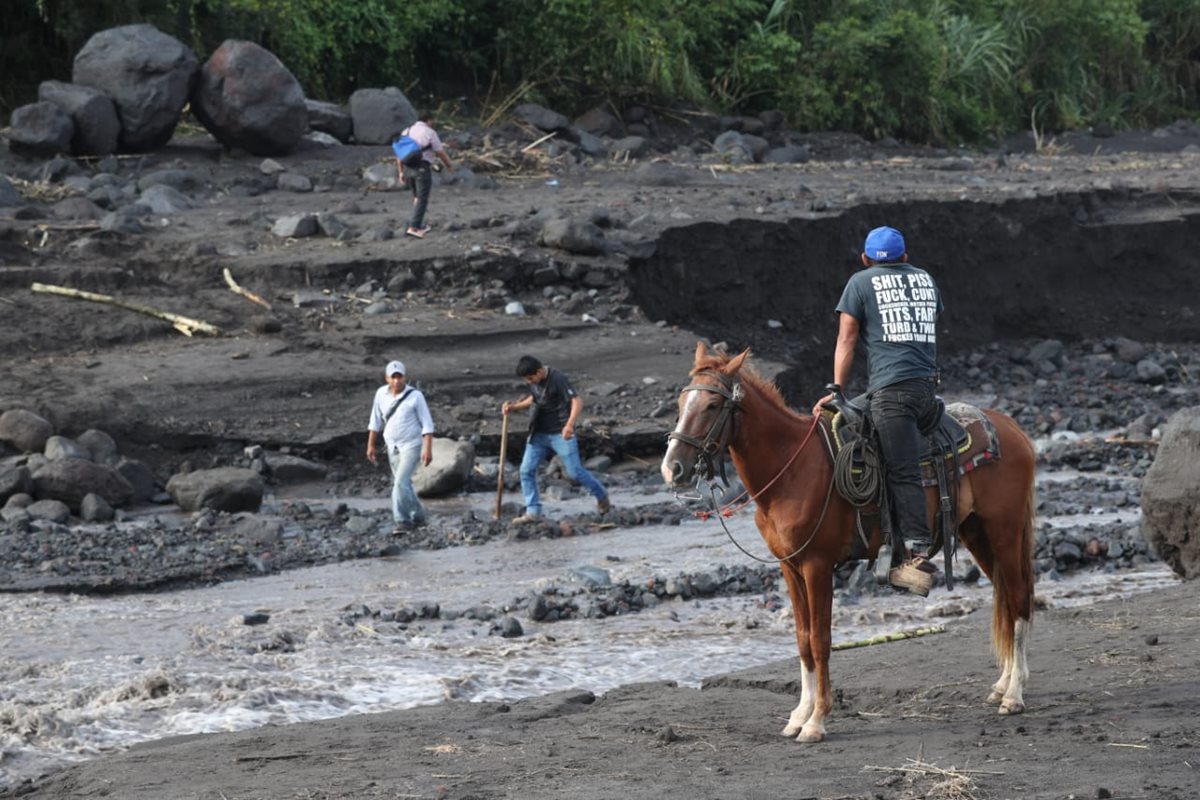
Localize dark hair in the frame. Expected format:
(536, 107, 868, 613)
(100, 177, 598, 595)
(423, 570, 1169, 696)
(516, 355, 542, 377)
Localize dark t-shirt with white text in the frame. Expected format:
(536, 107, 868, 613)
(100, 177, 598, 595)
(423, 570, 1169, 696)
(836, 262, 942, 394)
(528, 367, 578, 434)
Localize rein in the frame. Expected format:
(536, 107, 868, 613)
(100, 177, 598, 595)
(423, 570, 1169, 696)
(672, 371, 839, 564)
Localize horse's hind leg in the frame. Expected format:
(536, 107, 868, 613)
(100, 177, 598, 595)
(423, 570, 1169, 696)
(997, 617, 1030, 714)
(961, 514, 1027, 711)
(779, 561, 816, 738)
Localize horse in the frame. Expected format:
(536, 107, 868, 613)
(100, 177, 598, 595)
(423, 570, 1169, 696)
(661, 341, 1036, 743)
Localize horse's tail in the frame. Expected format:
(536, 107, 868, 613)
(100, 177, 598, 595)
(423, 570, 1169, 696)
(990, 471, 1036, 663)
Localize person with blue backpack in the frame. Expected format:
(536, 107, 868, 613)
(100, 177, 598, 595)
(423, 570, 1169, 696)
(392, 115, 453, 239)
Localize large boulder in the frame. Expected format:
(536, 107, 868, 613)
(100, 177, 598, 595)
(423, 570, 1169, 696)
(37, 80, 121, 156)
(414, 438, 476, 498)
(7, 102, 74, 158)
(0, 409, 54, 453)
(167, 467, 263, 512)
(73, 24, 199, 152)
(191, 40, 308, 156)
(31, 458, 134, 512)
(348, 87, 416, 145)
(1141, 407, 1200, 578)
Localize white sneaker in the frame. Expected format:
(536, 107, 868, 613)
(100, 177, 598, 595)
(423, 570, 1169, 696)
(511, 513, 543, 525)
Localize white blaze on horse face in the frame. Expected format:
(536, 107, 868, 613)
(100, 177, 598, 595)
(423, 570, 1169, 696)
(661, 387, 706, 485)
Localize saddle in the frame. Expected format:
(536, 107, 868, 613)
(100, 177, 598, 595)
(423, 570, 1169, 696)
(820, 387, 1002, 589)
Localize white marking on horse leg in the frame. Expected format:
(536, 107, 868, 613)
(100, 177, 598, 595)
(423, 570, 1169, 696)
(781, 664, 816, 737)
(999, 618, 1030, 715)
(988, 655, 1012, 705)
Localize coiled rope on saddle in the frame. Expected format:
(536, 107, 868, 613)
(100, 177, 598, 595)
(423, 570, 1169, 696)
(832, 434, 881, 507)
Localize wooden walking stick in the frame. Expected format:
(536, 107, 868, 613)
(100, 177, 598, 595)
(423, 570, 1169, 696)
(495, 412, 510, 520)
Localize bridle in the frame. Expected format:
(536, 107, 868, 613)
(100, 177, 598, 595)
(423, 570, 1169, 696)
(668, 367, 838, 566)
(666, 369, 744, 484)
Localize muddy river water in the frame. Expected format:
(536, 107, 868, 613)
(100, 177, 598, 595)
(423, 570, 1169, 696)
(0, 476, 1174, 787)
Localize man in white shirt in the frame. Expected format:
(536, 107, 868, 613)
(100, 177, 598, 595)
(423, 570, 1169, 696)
(367, 360, 435, 532)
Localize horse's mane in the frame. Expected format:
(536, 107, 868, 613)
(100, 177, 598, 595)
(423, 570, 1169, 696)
(692, 350, 807, 422)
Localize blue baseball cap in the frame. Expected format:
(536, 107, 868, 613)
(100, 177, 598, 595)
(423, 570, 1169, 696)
(863, 226, 905, 262)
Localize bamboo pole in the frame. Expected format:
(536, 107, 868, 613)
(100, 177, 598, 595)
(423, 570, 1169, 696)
(222, 268, 272, 310)
(30, 282, 221, 337)
(832, 624, 946, 651)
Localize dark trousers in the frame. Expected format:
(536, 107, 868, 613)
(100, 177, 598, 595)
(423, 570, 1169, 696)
(870, 377, 940, 550)
(404, 160, 432, 229)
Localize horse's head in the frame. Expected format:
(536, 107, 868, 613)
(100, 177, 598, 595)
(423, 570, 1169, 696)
(661, 342, 750, 488)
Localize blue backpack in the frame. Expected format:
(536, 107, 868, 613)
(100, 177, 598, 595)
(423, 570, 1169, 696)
(392, 132, 427, 167)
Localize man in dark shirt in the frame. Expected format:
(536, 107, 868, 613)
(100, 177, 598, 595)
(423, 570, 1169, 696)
(812, 226, 943, 595)
(501, 355, 610, 523)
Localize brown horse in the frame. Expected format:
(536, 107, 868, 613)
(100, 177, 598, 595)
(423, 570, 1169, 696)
(661, 342, 1036, 743)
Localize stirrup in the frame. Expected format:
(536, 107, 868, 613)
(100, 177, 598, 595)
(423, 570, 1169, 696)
(874, 544, 893, 584)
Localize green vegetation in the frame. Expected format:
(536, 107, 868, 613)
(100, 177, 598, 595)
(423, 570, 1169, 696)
(4, 0, 1198, 145)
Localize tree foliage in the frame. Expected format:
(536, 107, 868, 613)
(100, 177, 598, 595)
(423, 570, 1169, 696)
(4, 0, 1198, 145)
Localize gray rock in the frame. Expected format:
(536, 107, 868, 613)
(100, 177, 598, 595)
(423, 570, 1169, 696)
(1135, 359, 1167, 384)
(166, 466, 264, 512)
(305, 99, 353, 143)
(413, 438, 476, 498)
(0, 175, 22, 206)
(32, 458, 133, 511)
(273, 214, 318, 237)
(37, 80, 120, 156)
(116, 457, 157, 502)
(44, 435, 87, 461)
(137, 168, 207, 193)
(26, 498, 71, 523)
(8, 102, 75, 158)
(51, 197, 106, 220)
(713, 130, 753, 164)
(137, 184, 194, 215)
(362, 162, 400, 189)
(573, 107, 622, 137)
(100, 211, 144, 234)
(0, 409, 54, 453)
(348, 87, 417, 145)
(0, 464, 33, 505)
(73, 24, 199, 152)
(541, 217, 605, 255)
(611, 136, 648, 159)
(81, 492, 115, 522)
(276, 172, 312, 192)
(763, 144, 811, 164)
(264, 453, 327, 483)
(78, 429, 119, 464)
(514, 103, 570, 132)
(1141, 407, 1200, 578)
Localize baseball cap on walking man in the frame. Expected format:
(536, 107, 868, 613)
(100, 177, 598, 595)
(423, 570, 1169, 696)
(386, 360, 406, 377)
(863, 226, 906, 262)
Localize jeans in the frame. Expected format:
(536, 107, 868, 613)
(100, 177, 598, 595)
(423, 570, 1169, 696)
(869, 377, 940, 549)
(519, 432, 607, 516)
(405, 161, 432, 229)
(387, 444, 426, 524)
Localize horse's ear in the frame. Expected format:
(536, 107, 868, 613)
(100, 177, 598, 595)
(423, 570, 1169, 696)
(693, 340, 708, 365)
(725, 348, 751, 374)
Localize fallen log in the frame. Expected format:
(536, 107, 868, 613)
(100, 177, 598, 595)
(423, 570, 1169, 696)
(30, 282, 222, 337)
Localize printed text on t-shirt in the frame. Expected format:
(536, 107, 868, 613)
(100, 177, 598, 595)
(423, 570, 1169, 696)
(870, 272, 937, 343)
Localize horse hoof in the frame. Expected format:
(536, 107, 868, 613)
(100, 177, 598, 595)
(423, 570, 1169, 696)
(781, 724, 801, 738)
(796, 728, 825, 743)
(986, 690, 1004, 705)
(999, 700, 1025, 715)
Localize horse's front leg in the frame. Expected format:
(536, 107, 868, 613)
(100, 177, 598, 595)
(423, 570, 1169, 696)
(794, 558, 835, 742)
(778, 561, 815, 738)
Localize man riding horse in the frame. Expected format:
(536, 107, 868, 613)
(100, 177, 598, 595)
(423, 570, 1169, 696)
(813, 225, 943, 595)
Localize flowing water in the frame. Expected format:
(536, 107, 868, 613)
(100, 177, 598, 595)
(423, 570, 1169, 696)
(0, 477, 1174, 787)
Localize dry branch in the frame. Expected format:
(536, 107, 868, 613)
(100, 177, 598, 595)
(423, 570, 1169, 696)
(832, 624, 946, 651)
(222, 267, 272, 310)
(30, 282, 221, 337)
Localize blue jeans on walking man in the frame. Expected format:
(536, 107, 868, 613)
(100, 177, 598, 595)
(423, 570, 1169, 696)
(519, 432, 607, 516)
(388, 444, 427, 524)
